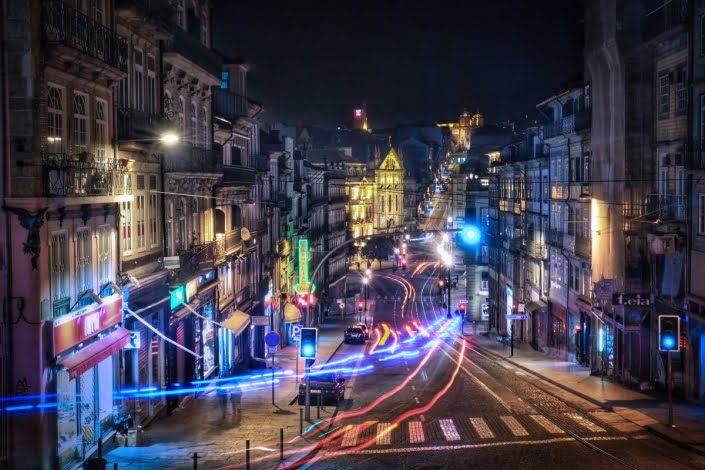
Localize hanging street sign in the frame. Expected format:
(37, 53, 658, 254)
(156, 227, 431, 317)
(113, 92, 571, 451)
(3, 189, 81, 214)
(293, 239, 316, 295)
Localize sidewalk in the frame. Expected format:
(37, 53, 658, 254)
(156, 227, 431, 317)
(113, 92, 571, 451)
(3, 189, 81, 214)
(103, 315, 357, 469)
(468, 333, 705, 456)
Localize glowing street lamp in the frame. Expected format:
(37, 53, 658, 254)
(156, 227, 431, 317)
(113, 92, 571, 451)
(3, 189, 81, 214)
(160, 132, 179, 145)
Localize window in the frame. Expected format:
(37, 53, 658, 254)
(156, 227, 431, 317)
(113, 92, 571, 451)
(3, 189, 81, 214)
(676, 65, 687, 114)
(659, 165, 668, 197)
(481, 280, 489, 291)
(569, 263, 580, 291)
(176, 2, 184, 28)
(97, 226, 112, 290)
(700, 194, 705, 235)
(201, 9, 209, 46)
(202, 106, 208, 148)
(701, 14, 705, 56)
(75, 228, 93, 295)
(136, 194, 145, 251)
(93, 0, 105, 24)
(149, 175, 159, 247)
(191, 103, 198, 146)
(118, 76, 128, 108)
(50, 232, 70, 316)
(220, 70, 229, 90)
(73, 92, 88, 154)
(95, 99, 107, 161)
(134, 49, 144, 111)
(147, 55, 156, 114)
(178, 96, 186, 137)
(122, 200, 132, 254)
(658, 71, 670, 117)
(47, 85, 64, 153)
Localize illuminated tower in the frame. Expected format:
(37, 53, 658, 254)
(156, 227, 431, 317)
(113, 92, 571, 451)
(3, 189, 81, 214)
(354, 99, 369, 131)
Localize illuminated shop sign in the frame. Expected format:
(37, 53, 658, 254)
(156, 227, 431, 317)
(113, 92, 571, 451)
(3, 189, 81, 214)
(170, 286, 186, 310)
(53, 295, 123, 356)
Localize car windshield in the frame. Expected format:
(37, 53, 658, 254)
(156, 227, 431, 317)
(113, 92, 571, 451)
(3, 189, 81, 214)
(312, 373, 337, 382)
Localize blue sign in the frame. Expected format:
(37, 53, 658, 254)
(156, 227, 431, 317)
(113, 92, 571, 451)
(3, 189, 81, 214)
(265, 331, 280, 348)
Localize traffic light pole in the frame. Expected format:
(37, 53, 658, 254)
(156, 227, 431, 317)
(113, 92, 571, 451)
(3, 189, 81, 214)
(305, 358, 312, 421)
(668, 351, 673, 426)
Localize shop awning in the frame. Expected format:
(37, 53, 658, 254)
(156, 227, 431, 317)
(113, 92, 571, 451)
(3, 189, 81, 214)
(58, 327, 131, 380)
(284, 303, 302, 324)
(526, 300, 549, 313)
(222, 310, 250, 336)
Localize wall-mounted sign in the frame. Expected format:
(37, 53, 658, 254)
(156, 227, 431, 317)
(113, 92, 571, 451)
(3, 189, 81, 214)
(53, 295, 123, 356)
(252, 316, 270, 326)
(293, 239, 315, 294)
(186, 278, 199, 303)
(170, 286, 186, 310)
(163, 256, 180, 270)
(124, 331, 141, 349)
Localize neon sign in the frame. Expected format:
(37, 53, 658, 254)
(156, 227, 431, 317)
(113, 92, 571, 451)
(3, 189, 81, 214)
(293, 239, 315, 294)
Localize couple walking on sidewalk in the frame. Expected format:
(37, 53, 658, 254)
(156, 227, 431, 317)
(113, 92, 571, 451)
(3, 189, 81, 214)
(217, 383, 242, 421)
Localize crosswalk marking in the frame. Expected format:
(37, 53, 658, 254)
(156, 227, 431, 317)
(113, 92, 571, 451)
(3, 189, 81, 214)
(529, 415, 564, 434)
(439, 419, 461, 441)
(376, 423, 393, 445)
(501, 416, 529, 437)
(408, 421, 425, 444)
(469, 417, 495, 439)
(341, 424, 360, 447)
(566, 413, 606, 433)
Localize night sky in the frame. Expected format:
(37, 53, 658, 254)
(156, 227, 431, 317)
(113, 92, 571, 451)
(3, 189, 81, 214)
(213, 0, 584, 129)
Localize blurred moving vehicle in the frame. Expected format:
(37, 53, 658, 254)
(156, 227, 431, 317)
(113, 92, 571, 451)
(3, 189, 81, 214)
(354, 322, 370, 339)
(344, 326, 365, 344)
(298, 372, 346, 405)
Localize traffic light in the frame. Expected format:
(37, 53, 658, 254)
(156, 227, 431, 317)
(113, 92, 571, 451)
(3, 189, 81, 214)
(401, 257, 407, 269)
(300, 327, 318, 359)
(461, 224, 481, 245)
(438, 277, 445, 288)
(357, 301, 364, 312)
(658, 315, 680, 352)
(459, 303, 466, 314)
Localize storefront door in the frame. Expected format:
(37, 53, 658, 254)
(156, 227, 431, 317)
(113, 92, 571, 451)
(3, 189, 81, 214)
(78, 367, 98, 457)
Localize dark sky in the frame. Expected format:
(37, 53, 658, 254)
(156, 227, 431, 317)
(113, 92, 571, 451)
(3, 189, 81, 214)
(213, 1, 584, 129)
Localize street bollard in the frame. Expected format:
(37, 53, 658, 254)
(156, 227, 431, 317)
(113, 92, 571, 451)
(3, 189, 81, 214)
(299, 407, 304, 435)
(280, 428, 284, 460)
(193, 452, 198, 469)
(246, 439, 250, 470)
(114, 464, 118, 470)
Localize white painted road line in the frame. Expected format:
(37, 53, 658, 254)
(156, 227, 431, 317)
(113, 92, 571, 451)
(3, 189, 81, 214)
(500, 415, 529, 437)
(566, 413, 606, 433)
(529, 415, 564, 434)
(341, 424, 360, 447)
(376, 423, 393, 445)
(439, 419, 461, 441)
(469, 417, 495, 439)
(408, 421, 425, 444)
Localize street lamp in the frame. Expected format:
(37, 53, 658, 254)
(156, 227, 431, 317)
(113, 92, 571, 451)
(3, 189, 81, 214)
(159, 132, 179, 144)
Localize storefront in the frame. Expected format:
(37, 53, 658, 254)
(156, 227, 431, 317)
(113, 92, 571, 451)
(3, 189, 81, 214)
(121, 272, 169, 425)
(220, 308, 251, 375)
(283, 301, 303, 344)
(54, 294, 129, 470)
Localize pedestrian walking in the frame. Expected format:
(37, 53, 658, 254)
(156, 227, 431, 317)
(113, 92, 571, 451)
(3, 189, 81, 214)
(217, 387, 229, 420)
(230, 383, 243, 420)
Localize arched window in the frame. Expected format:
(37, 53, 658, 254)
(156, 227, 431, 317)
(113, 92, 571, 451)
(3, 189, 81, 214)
(178, 96, 185, 137)
(231, 205, 242, 229)
(202, 106, 208, 149)
(191, 103, 198, 146)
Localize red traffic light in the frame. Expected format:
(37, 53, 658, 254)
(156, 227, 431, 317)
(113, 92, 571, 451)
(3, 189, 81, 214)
(459, 303, 466, 313)
(438, 278, 445, 287)
(357, 301, 364, 312)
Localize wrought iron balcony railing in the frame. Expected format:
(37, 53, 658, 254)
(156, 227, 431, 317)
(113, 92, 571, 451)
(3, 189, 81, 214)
(42, 0, 128, 72)
(42, 153, 130, 197)
(117, 108, 167, 141)
(542, 109, 590, 139)
(222, 165, 256, 185)
(178, 241, 216, 278)
(162, 27, 221, 78)
(212, 89, 251, 121)
(115, 0, 174, 35)
(163, 145, 222, 173)
(646, 194, 686, 221)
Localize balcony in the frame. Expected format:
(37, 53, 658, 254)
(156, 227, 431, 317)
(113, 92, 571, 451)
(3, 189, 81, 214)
(223, 165, 256, 185)
(42, 0, 128, 77)
(41, 153, 130, 197)
(114, 0, 173, 39)
(575, 236, 591, 260)
(162, 27, 220, 81)
(255, 154, 270, 172)
(212, 89, 256, 121)
(542, 110, 590, 139)
(646, 194, 686, 222)
(178, 241, 216, 278)
(546, 229, 564, 247)
(329, 194, 346, 206)
(117, 108, 167, 141)
(163, 145, 222, 173)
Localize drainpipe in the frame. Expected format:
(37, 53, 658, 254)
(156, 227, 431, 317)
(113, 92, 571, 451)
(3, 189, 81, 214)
(1, 0, 12, 461)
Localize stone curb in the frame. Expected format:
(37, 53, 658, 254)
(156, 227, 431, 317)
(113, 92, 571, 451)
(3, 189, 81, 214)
(471, 340, 705, 457)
